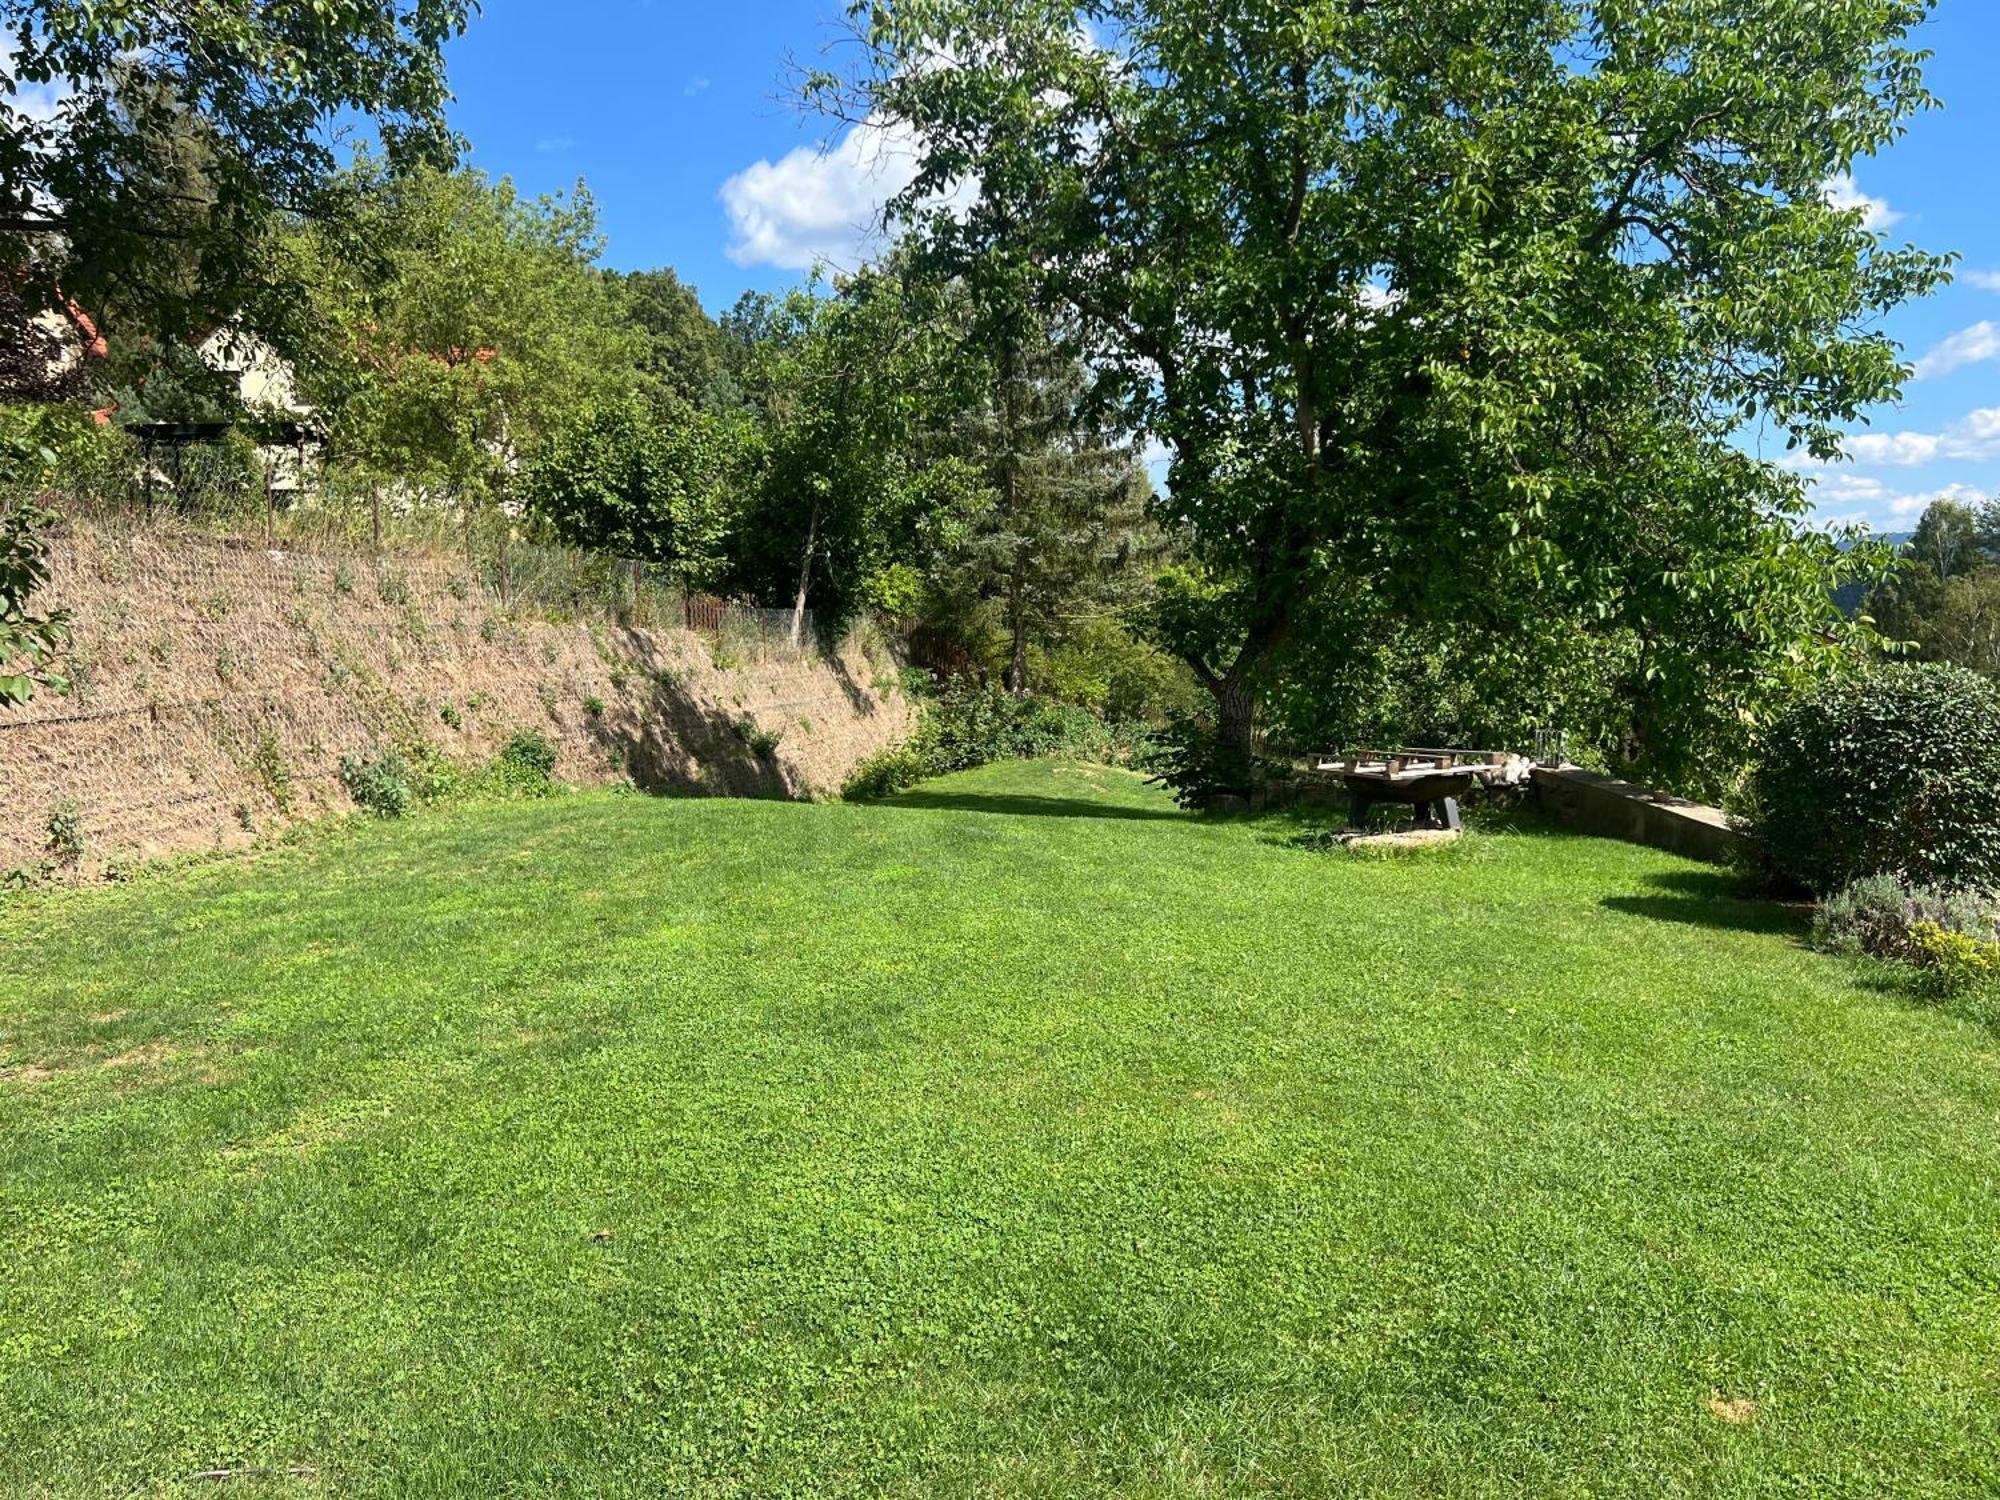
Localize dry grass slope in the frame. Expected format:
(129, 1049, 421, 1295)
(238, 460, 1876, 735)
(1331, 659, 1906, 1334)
(0, 524, 913, 876)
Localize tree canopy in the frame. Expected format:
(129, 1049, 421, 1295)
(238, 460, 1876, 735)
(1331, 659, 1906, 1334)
(287, 161, 642, 499)
(1868, 495, 2000, 680)
(2, 0, 473, 341)
(825, 0, 1945, 793)
(520, 395, 742, 583)
(725, 268, 990, 639)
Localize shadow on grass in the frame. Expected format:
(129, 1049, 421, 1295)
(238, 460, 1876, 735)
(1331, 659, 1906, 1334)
(881, 790, 1188, 822)
(1600, 868, 1804, 936)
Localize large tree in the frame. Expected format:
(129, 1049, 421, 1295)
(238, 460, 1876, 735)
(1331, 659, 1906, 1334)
(826, 0, 1945, 792)
(614, 267, 731, 413)
(288, 161, 643, 502)
(726, 268, 987, 641)
(2, 0, 472, 342)
(1869, 495, 2000, 677)
(520, 395, 743, 586)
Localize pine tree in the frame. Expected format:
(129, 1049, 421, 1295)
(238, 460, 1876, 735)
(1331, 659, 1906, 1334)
(951, 330, 1154, 695)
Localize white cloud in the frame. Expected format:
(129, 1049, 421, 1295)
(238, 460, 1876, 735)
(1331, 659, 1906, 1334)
(1809, 475, 1989, 530)
(1912, 321, 2000, 381)
(1882, 481, 1988, 520)
(1834, 406, 2000, 467)
(684, 76, 710, 98)
(721, 115, 972, 272)
(1840, 430, 1943, 466)
(1822, 173, 1902, 232)
(534, 135, 576, 154)
(1965, 269, 2000, 293)
(1808, 472, 1893, 507)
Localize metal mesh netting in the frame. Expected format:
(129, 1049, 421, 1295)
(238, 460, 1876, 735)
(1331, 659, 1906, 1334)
(1, 515, 909, 879)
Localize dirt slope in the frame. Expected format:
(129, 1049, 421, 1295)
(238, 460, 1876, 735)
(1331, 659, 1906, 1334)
(0, 525, 913, 878)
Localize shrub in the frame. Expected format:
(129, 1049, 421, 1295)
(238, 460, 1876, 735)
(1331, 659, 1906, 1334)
(339, 746, 415, 817)
(499, 730, 557, 777)
(1812, 874, 2000, 961)
(485, 731, 560, 798)
(402, 742, 467, 803)
(45, 798, 84, 866)
(1908, 922, 2000, 997)
(250, 728, 293, 812)
(842, 678, 1162, 800)
(1750, 664, 2000, 893)
(843, 746, 929, 801)
(1147, 715, 1256, 810)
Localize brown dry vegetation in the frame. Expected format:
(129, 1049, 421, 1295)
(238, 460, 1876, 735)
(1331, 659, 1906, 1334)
(0, 524, 913, 877)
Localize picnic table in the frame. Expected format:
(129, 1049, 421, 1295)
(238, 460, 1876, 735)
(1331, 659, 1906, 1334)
(1313, 749, 1519, 832)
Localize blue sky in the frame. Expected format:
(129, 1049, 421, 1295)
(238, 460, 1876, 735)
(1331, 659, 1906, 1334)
(443, 1, 2000, 532)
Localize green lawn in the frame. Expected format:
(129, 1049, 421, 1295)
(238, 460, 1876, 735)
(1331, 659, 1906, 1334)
(3, 761, 1998, 1497)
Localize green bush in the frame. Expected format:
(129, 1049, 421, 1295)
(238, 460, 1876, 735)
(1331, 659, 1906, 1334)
(250, 728, 293, 812)
(1146, 715, 1256, 810)
(402, 742, 468, 803)
(339, 746, 415, 817)
(842, 679, 1163, 800)
(499, 731, 558, 777)
(1751, 664, 2000, 893)
(486, 731, 560, 798)
(1908, 921, 2000, 997)
(843, 746, 930, 800)
(1812, 874, 2000, 961)
(45, 798, 84, 866)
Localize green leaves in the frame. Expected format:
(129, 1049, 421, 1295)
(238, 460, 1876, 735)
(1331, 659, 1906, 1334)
(1752, 664, 2000, 893)
(725, 268, 991, 633)
(288, 161, 644, 497)
(0, 499, 72, 710)
(2, 0, 475, 347)
(834, 0, 1945, 791)
(520, 396, 742, 572)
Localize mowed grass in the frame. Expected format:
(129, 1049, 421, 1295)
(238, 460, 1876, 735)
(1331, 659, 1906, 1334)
(3, 761, 1998, 1498)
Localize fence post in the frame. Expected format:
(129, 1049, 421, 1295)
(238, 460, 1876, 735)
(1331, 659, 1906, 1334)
(499, 527, 511, 610)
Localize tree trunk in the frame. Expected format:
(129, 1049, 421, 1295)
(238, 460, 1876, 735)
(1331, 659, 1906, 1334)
(1214, 672, 1256, 775)
(790, 502, 819, 648)
(1004, 558, 1029, 696)
(998, 340, 1028, 696)
(1186, 615, 1288, 798)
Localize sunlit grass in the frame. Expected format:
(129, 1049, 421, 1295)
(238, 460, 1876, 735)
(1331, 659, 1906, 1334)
(2, 761, 1996, 1496)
